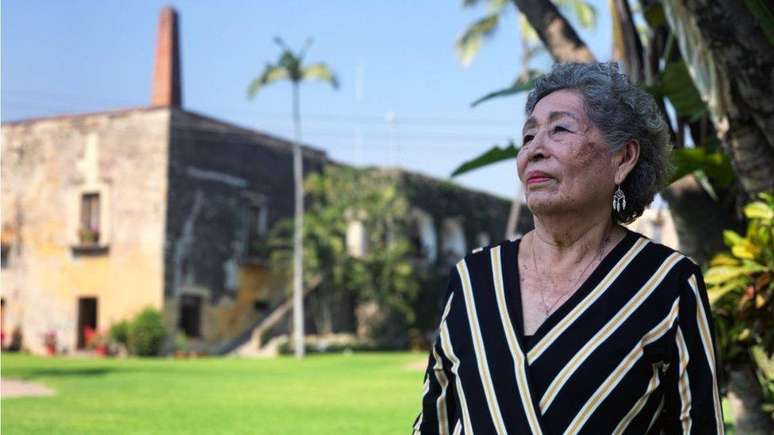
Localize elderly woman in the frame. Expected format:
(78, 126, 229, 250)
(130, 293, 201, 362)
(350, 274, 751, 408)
(413, 62, 723, 435)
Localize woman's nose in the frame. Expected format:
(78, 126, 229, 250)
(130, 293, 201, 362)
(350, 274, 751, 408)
(523, 129, 548, 161)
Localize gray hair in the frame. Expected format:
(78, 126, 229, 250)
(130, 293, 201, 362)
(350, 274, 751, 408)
(525, 62, 672, 224)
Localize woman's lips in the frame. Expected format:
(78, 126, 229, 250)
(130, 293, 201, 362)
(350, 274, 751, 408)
(527, 176, 551, 184)
(526, 172, 553, 184)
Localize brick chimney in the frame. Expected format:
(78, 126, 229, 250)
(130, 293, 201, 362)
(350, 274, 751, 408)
(151, 6, 182, 107)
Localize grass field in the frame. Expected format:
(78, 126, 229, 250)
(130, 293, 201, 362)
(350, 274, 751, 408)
(2, 352, 736, 434)
(1, 352, 427, 435)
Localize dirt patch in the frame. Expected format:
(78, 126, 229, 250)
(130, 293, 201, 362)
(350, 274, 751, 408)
(1, 378, 56, 398)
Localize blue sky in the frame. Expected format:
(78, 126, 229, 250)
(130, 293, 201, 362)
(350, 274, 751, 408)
(2, 1, 612, 200)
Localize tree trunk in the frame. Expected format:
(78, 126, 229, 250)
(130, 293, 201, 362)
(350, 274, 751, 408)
(292, 82, 305, 358)
(609, 0, 644, 83)
(662, 0, 774, 197)
(510, 0, 595, 63)
(660, 175, 735, 265)
(727, 364, 774, 434)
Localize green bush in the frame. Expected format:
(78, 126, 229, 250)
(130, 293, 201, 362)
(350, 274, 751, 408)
(128, 308, 166, 356)
(109, 320, 130, 346)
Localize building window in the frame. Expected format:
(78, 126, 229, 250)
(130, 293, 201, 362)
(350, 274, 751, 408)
(245, 203, 268, 257)
(407, 209, 436, 262)
(441, 218, 466, 266)
(179, 295, 202, 338)
(79, 193, 100, 245)
(346, 219, 367, 258)
(1, 243, 8, 269)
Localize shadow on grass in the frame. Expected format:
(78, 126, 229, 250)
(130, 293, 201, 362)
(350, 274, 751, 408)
(21, 368, 116, 378)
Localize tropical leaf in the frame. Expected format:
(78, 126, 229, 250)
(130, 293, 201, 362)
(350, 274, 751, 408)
(470, 69, 542, 107)
(745, 201, 774, 220)
(705, 266, 752, 285)
(670, 147, 734, 187)
(517, 13, 540, 44)
(723, 230, 745, 248)
(708, 279, 744, 305)
(647, 61, 707, 120)
(302, 63, 340, 89)
(643, 2, 666, 27)
(710, 252, 740, 267)
(487, 0, 509, 13)
(456, 13, 500, 66)
(743, 0, 774, 45)
(570, 0, 597, 28)
(451, 141, 519, 177)
(732, 243, 759, 260)
(247, 65, 290, 98)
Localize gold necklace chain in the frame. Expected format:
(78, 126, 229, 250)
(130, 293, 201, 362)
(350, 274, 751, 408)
(530, 226, 611, 316)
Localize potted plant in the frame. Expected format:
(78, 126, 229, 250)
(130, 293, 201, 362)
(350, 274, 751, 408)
(174, 331, 189, 358)
(42, 330, 57, 356)
(78, 224, 100, 245)
(87, 331, 109, 357)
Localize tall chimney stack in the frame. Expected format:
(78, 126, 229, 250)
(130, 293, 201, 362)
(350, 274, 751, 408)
(151, 6, 182, 107)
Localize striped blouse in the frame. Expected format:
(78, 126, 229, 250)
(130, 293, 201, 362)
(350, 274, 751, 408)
(413, 229, 724, 434)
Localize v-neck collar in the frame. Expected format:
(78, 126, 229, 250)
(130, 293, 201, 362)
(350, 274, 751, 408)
(503, 227, 639, 353)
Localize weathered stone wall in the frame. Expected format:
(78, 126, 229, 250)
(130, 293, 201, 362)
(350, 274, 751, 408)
(398, 169, 526, 254)
(0, 108, 170, 353)
(163, 109, 329, 352)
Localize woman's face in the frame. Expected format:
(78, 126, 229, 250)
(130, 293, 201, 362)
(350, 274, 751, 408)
(516, 89, 617, 218)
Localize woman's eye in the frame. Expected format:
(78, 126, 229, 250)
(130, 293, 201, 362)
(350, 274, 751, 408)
(523, 135, 534, 144)
(553, 125, 570, 133)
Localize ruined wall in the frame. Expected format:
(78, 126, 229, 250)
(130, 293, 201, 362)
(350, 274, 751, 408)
(398, 169, 524, 255)
(163, 109, 328, 352)
(0, 108, 170, 353)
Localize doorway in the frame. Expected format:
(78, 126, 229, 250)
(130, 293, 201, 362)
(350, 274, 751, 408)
(77, 297, 97, 349)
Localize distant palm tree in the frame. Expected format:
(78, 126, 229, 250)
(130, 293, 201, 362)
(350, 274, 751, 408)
(248, 37, 339, 358)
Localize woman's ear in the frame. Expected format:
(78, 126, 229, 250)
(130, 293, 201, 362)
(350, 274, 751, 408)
(614, 139, 640, 185)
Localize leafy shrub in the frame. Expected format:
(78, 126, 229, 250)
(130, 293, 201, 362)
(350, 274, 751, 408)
(109, 320, 130, 346)
(128, 308, 166, 356)
(706, 193, 773, 420)
(706, 193, 774, 361)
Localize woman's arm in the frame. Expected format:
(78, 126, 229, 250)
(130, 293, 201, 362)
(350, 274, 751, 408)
(661, 264, 725, 434)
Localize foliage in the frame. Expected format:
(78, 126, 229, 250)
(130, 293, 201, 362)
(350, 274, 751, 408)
(456, 0, 596, 67)
(247, 37, 338, 98)
(174, 331, 189, 353)
(470, 69, 541, 107)
(451, 140, 520, 176)
(127, 308, 166, 357)
(109, 320, 130, 346)
(706, 193, 774, 366)
(268, 166, 434, 346)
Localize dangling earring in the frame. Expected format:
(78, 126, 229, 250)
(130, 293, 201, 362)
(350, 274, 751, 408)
(613, 185, 626, 213)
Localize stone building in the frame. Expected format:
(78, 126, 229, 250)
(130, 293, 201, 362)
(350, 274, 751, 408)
(0, 7, 519, 355)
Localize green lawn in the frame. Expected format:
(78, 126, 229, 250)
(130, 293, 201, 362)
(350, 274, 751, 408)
(2, 352, 736, 434)
(1, 352, 427, 435)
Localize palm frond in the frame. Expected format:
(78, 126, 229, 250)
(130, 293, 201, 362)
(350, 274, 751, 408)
(247, 64, 289, 98)
(487, 0, 509, 14)
(554, 0, 597, 29)
(456, 13, 500, 66)
(451, 140, 520, 177)
(302, 63, 339, 89)
(470, 69, 541, 107)
(517, 13, 540, 44)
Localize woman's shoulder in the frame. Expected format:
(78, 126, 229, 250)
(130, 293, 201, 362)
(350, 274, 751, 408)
(457, 238, 517, 270)
(625, 228, 703, 289)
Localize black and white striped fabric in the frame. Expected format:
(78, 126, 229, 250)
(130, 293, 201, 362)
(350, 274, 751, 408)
(413, 229, 723, 434)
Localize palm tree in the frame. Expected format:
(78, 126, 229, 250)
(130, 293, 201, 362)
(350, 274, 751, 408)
(247, 37, 339, 358)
